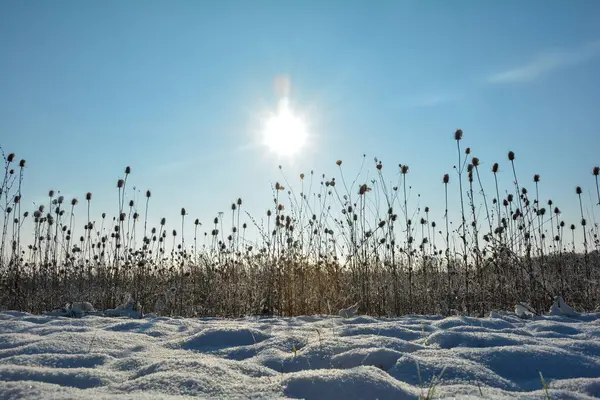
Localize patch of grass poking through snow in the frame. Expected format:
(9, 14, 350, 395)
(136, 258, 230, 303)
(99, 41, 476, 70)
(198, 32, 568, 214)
(540, 371, 551, 400)
(421, 323, 430, 346)
(417, 361, 447, 400)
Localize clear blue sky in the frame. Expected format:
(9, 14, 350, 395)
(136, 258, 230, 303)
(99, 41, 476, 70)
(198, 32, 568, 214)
(1, 0, 600, 246)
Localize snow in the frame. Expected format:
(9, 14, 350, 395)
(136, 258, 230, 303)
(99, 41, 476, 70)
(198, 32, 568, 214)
(1, 309, 600, 399)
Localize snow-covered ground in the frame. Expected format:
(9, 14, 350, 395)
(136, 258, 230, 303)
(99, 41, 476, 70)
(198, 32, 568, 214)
(1, 309, 600, 399)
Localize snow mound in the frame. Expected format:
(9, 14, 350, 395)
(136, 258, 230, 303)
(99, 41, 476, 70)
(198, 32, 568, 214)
(0, 311, 599, 398)
(338, 302, 360, 318)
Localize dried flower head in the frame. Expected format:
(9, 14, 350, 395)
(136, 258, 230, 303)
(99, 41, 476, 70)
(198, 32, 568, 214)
(454, 129, 463, 141)
(181, 207, 186, 216)
(300, 173, 305, 180)
(117, 179, 124, 188)
(19, 159, 26, 168)
(161, 217, 166, 225)
(533, 174, 540, 183)
(443, 174, 449, 184)
(400, 165, 409, 174)
(359, 184, 371, 195)
(593, 166, 600, 176)
(7, 153, 15, 162)
(465, 147, 471, 155)
(125, 166, 131, 174)
(237, 198, 242, 206)
(492, 163, 499, 173)
(146, 190, 151, 198)
(472, 157, 480, 167)
(129, 200, 134, 207)
(86, 192, 92, 201)
(508, 151, 515, 161)
(49, 190, 55, 198)
(231, 203, 237, 210)
(576, 186, 582, 195)
(57, 196, 64, 204)
(71, 198, 78, 206)
(336, 160, 342, 166)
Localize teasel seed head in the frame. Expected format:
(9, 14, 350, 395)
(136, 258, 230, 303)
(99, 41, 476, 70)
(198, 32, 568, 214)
(117, 179, 124, 188)
(237, 198, 242, 206)
(400, 165, 409, 174)
(492, 163, 499, 173)
(19, 159, 26, 168)
(129, 200, 134, 207)
(465, 147, 471, 155)
(49, 190, 55, 198)
(161, 217, 166, 226)
(7, 153, 15, 162)
(146, 190, 151, 198)
(181, 208, 186, 216)
(336, 160, 342, 166)
(71, 198, 78, 206)
(125, 166, 131, 175)
(508, 151, 515, 161)
(533, 174, 540, 183)
(593, 166, 600, 176)
(86, 192, 92, 201)
(57, 196, 64, 204)
(472, 157, 480, 167)
(443, 174, 449, 184)
(576, 186, 582, 195)
(454, 129, 463, 141)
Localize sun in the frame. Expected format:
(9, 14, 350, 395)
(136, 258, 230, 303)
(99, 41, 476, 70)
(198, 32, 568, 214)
(263, 98, 307, 157)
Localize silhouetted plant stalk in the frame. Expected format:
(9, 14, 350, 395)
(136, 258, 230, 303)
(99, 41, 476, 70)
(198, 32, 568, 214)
(454, 129, 470, 312)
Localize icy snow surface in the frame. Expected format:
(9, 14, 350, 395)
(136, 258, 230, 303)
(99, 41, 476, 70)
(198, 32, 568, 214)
(1, 311, 600, 399)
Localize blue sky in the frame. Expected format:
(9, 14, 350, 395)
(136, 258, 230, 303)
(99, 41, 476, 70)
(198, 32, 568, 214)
(1, 0, 600, 246)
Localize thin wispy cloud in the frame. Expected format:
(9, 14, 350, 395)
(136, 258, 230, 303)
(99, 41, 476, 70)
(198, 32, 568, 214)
(488, 40, 600, 84)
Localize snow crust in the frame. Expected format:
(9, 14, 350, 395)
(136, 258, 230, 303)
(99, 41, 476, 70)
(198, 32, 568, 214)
(1, 309, 600, 399)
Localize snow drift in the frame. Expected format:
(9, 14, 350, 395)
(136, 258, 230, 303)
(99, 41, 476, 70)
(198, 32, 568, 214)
(1, 308, 600, 399)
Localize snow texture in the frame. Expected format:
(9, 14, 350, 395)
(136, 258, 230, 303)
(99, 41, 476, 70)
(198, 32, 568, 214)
(1, 308, 600, 399)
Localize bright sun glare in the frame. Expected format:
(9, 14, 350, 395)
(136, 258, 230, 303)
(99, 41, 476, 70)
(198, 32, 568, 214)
(263, 97, 307, 157)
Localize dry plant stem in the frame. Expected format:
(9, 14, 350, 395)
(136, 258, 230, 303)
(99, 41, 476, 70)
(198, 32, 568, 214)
(456, 140, 469, 312)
